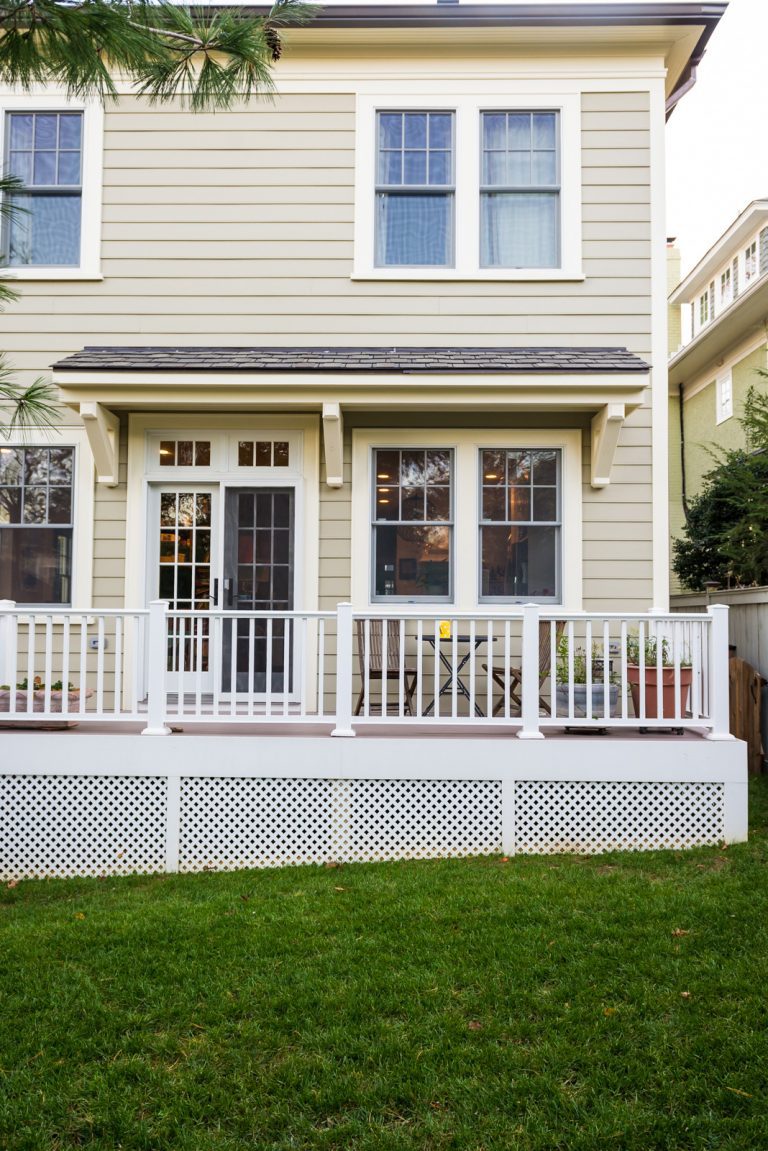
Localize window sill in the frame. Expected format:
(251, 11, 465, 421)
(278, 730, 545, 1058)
(1, 268, 103, 282)
(351, 268, 585, 283)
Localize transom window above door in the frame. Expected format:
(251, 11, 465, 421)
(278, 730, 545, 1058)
(145, 431, 301, 475)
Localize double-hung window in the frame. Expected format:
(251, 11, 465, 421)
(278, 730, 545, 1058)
(479, 448, 560, 601)
(372, 448, 452, 600)
(5, 111, 82, 267)
(480, 111, 560, 268)
(0, 445, 74, 604)
(359, 97, 579, 278)
(375, 111, 454, 267)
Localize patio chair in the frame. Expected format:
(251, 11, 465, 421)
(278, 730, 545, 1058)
(354, 619, 418, 716)
(483, 619, 565, 717)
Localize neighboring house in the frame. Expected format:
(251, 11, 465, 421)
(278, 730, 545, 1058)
(0, 3, 746, 878)
(668, 200, 768, 592)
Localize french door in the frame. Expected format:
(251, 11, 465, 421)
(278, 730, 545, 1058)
(151, 484, 295, 696)
(221, 488, 295, 694)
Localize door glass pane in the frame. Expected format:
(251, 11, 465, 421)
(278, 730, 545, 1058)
(223, 488, 294, 694)
(157, 488, 213, 674)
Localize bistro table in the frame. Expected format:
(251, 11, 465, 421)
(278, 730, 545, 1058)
(422, 634, 497, 717)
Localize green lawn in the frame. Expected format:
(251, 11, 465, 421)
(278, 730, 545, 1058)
(2, 782, 768, 1151)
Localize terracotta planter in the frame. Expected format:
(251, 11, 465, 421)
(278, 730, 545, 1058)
(627, 666, 692, 720)
(0, 689, 91, 727)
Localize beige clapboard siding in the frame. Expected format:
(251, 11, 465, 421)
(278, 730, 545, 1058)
(1, 313, 655, 337)
(9, 293, 652, 316)
(4, 85, 656, 612)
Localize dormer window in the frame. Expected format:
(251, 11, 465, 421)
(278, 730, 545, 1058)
(745, 241, 757, 283)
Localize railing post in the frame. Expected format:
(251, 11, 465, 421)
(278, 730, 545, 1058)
(141, 599, 171, 736)
(517, 602, 544, 740)
(0, 600, 17, 689)
(706, 603, 733, 740)
(331, 601, 356, 737)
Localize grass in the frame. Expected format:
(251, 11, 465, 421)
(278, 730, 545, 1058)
(1, 784, 768, 1150)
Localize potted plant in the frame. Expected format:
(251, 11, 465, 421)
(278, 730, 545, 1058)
(0, 677, 92, 726)
(625, 633, 693, 720)
(555, 636, 619, 718)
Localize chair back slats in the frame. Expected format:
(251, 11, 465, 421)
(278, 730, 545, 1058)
(356, 619, 402, 674)
(539, 619, 565, 674)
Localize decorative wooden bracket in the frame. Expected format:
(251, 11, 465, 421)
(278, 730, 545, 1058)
(322, 401, 344, 488)
(80, 401, 120, 486)
(591, 403, 625, 488)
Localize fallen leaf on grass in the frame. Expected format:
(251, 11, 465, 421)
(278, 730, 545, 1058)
(680, 991, 691, 999)
(500, 856, 510, 863)
(603, 1007, 617, 1017)
(73, 912, 85, 920)
(324, 862, 341, 869)
(333, 886, 346, 892)
(6, 880, 18, 889)
(467, 1021, 483, 1031)
(671, 929, 691, 938)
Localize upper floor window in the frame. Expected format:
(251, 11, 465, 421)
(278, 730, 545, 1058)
(5, 111, 82, 267)
(745, 241, 757, 283)
(699, 290, 709, 326)
(720, 267, 732, 309)
(480, 111, 559, 269)
(355, 94, 582, 282)
(375, 111, 454, 267)
(0, 94, 102, 278)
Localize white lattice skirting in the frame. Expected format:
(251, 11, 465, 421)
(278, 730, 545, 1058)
(0, 773, 736, 880)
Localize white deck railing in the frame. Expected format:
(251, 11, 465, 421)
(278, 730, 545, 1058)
(0, 604, 148, 721)
(0, 598, 731, 738)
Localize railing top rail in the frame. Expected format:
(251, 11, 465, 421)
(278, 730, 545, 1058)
(352, 609, 526, 620)
(538, 611, 715, 623)
(351, 608, 715, 623)
(0, 607, 149, 617)
(168, 608, 333, 620)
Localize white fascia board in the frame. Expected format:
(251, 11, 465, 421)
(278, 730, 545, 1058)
(670, 201, 768, 305)
(53, 369, 649, 395)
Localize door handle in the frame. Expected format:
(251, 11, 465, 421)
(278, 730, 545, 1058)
(210, 578, 219, 607)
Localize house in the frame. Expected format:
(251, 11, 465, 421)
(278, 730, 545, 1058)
(668, 200, 768, 593)
(0, 2, 746, 879)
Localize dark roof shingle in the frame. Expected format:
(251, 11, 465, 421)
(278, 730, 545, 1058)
(53, 346, 649, 374)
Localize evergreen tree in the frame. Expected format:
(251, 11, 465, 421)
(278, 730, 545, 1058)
(0, 0, 314, 435)
(673, 384, 768, 589)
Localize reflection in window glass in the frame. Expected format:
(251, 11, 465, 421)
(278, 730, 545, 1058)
(479, 447, 560, 600)
(0, 445, 74, 604)
(372, 448, 452, 600)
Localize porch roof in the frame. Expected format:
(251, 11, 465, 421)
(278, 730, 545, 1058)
(53, 345, 649, 375)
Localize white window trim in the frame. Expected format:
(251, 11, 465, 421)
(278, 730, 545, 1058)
(352, 92, 583, 282)
(0, 89, 103, 280)
(0, 424, 94, 607)
(351, 428, 582, 611)
(716, 371, 733, 425)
